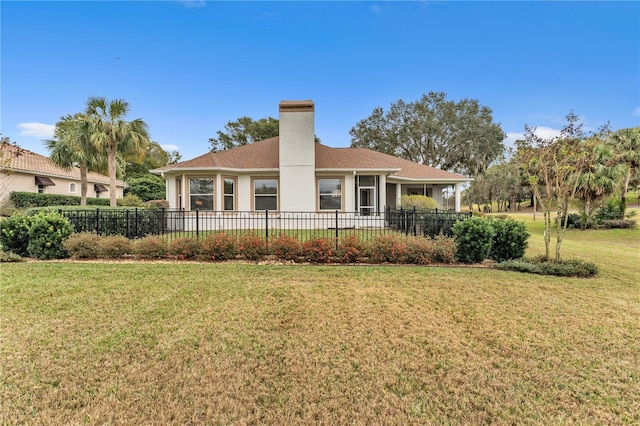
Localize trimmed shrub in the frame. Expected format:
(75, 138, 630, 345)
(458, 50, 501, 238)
(26, 211, 74, 259)
(400, 194, 440, 210)
(452, 216, 495, 263)
(133, 236, 168, 259)
(0, 213, 33, 256)
(201, 233, 238, 261)
(367, 235, 408, 264)
(405, 236, 436, 265)
(270, 234, 302, 262)
(10, 191, 110, 208)
(237, 233, 267, 261)
(496, 256, 598, 278)
(98, 235, 132, 258)
(301, 237, 334, 263)
(168, 237, 202, 260)
(0, 250, 24, 263)
(335, 234, 366, 264)
(117, 193, 144, 207)
(64, 233, 101, 258)
(601, 219, 636, 229)
(489, 218, 529, 262)
(144, 199, 170, 209)
(433, 235, 457, 264)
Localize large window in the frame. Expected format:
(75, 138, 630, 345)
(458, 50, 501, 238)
(318, 178, 343, 210)
(189, 177, 214, 210)
(223, 177, 236, 211)
(253, 178, 278, 211)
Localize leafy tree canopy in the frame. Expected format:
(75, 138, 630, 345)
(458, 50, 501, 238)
(209, 116, 320, 152)
(125, 141, 180, 179)
(349, 92, 505, 177)
(209, 117, 279, 152)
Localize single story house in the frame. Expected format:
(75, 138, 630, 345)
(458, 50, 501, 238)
(0, 142, 124, 205)
(152, 100, 471, 215)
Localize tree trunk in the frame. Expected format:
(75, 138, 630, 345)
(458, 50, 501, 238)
(620, 168, 631, 219)
(108, 145, 117, 207)
(79, 164, 88, 206)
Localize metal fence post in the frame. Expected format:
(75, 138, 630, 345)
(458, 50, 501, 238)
(265, 210, 269, 250)
(196, 209, 199, 238)
(335, 210, 339, 250)
(126, 209, 130, 238)
(96, 208, 100, 235)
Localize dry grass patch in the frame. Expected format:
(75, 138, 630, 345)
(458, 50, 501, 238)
(2, 259, 639, 424)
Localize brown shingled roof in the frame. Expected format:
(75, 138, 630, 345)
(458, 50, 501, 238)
(342, 148, 468, 181)
(1, 142, 125, 185)
(154, 137, 469, 182)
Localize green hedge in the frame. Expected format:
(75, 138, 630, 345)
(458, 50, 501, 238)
(10, 191, 110, 208)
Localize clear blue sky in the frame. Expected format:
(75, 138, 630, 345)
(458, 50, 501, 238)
(2, 1, 639, 161)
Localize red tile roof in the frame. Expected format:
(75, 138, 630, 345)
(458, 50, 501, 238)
(1, 142, 125, 185)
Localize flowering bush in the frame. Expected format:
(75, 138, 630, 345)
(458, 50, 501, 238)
(367, 235, 408, 264)
(168, 237, 202, 260)
(133, 236, 168, 259)
(301, 237, 334, 263)
(335, 234, 365, 263)
(97, 235, 132, 259)
(201, 233, 238, 261)
(270, 234, 302, 262)
(238, 232, 267, 261)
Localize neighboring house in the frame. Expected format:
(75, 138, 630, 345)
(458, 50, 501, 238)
(152, 100, 471, 215)
(0, 142, 125, 205)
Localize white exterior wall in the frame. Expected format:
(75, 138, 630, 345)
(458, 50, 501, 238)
(1, 172, 121, 204)
(278, 101, 315, 211)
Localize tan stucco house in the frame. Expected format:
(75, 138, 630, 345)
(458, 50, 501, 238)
(0, 142, 124, 205)
(152, 100, 470, 214)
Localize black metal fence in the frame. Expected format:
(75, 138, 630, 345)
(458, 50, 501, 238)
(59, 207, 472, 243)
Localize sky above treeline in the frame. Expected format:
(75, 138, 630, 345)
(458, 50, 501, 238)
(2, 1, 639, 161)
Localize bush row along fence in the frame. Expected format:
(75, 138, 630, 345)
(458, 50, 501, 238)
(57, 207, 472, 247)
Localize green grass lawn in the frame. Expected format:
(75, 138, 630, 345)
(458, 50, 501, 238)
(1, 214, 639, 424)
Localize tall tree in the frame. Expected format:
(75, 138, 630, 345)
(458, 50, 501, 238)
(84, 97, 150, 206)
(349, 92, 505, 177)
(609, 126, 640, 218)
(125, 141, 174, 178)
(209, 117, 279, 152)
(517, 111, 592, 260)
(45, 113, 104, 206)
(572, 136, 623, 227)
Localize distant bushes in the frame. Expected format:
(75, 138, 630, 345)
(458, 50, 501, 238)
(496, 256, 599, 278)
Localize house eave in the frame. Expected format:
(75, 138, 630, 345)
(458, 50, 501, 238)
(387, 176, 472, 184)
(1, 167, 125, 186)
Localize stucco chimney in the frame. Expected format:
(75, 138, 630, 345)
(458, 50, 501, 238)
(278, 100, 316, 211)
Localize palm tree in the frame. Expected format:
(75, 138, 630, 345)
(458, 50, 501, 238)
(84, 97, 150, 206)
(45, 113, 104, 206)
(572, 139, 623, 228)
(610, 127, 640, 218)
